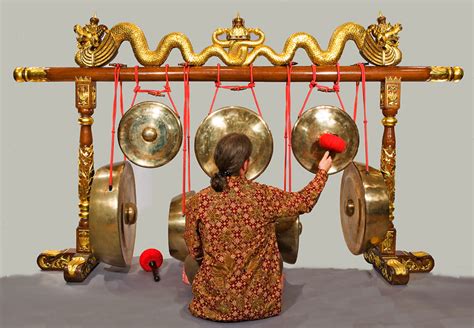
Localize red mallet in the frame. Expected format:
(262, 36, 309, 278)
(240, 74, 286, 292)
(319, 133, 346, 153)
(140, 248, 163, 282)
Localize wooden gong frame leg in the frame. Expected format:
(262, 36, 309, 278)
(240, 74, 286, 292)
(36, 76, 99, 282)
(363, 77, 434, 285)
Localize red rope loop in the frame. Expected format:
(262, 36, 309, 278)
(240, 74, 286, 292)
(130, 65, 179, 116)
(209, 64, 262, 116)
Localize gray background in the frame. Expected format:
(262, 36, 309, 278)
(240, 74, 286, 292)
(1, 0, 472, 277)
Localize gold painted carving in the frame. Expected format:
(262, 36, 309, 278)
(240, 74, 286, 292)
(77, 229, 90, 253)
(380, 144, 396, 221)
(64, 254, 98, 282)
(76, 77, 96, 108)
(74, 13, 402, 67)
(364, 248, 408, 284)
(13, 67, 48, 82)
(399, 251, 435, 273)
(78, 144, 94, 207)
(380, 229, 396, 254)
(78, 117, 94, 126)
(37, 249, 74, 270)
(383, 77, 401, 109)
(429, 66, 464, 82)
(67, 256, 87, 276)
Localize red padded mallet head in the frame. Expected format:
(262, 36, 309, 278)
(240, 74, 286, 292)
(140, 248, 163, 281)
(319, 133, 346, 153)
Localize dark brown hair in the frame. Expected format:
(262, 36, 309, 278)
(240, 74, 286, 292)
(211, 133, 252, 192)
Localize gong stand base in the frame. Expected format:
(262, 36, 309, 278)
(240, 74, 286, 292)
(37, 248, 99, 282)
(364, 247, 434, 285)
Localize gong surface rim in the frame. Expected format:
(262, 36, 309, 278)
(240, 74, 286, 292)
(90, 161, 137, 267)
(118, 101, 182, 168)
(292, 105, 359, 175)
(194, 106, 273, 180)
(168, 191, 195, 262)
(340, 162, 390, 255)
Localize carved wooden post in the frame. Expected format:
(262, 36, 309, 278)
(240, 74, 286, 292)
(379, 76, 401, 256)
(364, 77, 435, 285)
(63, 77, 99, 282)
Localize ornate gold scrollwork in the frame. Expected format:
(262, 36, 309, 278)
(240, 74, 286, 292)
(398, 251, 435, 273)
(380, 229, 396, 254)
(364, 248, 409, 285)
(429, 66, 464, 82)
(77, 144, 94, 253)
(74, 13, 402, 67)
(380, 144, 396, 221)
(37, 249, 74, 271)
(64, 254, 98, 282)
(75, 77, 96, 108)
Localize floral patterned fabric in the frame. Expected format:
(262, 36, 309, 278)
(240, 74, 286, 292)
(184, 169, 328, 322)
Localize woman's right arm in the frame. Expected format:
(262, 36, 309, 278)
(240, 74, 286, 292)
(259, 151, 332, 220)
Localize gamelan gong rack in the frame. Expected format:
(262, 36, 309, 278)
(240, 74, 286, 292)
(13, 14, 463, 284)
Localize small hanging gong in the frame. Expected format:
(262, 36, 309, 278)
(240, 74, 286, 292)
(194, 106, 273, 180)
(292, 105, 359, 174)
(118, 101, 182, 168)
(89, 161, 137, 267)
(168, 192, 301, 264)
(340, 162, 390, 255)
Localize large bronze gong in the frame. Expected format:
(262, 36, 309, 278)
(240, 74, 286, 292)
(275, 216, 302, 264)
(118, 101, 182, 168)
(89, 161, 137, 267)
(168, 191, 195, 262)
(194, 106, 273, 180)
(340, 162, 390, 255)
(168, 193, 301, 264)
(292, 105, 359, 174)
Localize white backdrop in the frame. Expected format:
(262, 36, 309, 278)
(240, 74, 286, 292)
(1, 0, 472, 277)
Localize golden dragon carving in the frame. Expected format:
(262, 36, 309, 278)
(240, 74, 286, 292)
(74, 13, 402, 67)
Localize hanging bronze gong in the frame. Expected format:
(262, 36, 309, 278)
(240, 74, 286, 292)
(118, 101, 182, 168)
(89, 161, 137, 267)
(340, 162, 390, 255)
(292, 105, 359, 174)
(194, 106, 273, 180)
(168, 192, 301, 264)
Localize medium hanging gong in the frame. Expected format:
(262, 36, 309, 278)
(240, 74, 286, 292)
(118, 101, 182, 168)
(292, 105, 359, 174)
(89, 161, 137, 267)
(340, 162, 390, 255)
(168, 192, 301, 264)
(194, 106, 273, 180)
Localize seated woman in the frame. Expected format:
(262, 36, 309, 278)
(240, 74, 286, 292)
(184, 133, 331, 322)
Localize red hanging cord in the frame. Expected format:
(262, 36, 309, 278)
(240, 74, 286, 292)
(334, 63, 346, 111)
(108, 65, 121, 189)
(182, 64, 191, 214)
(298, 65, 317, 118)
(353, 81, 360, 121)
(284, 63, 293, 192)
(209, 64, 262, 116)
(357, 63, 370, 173)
